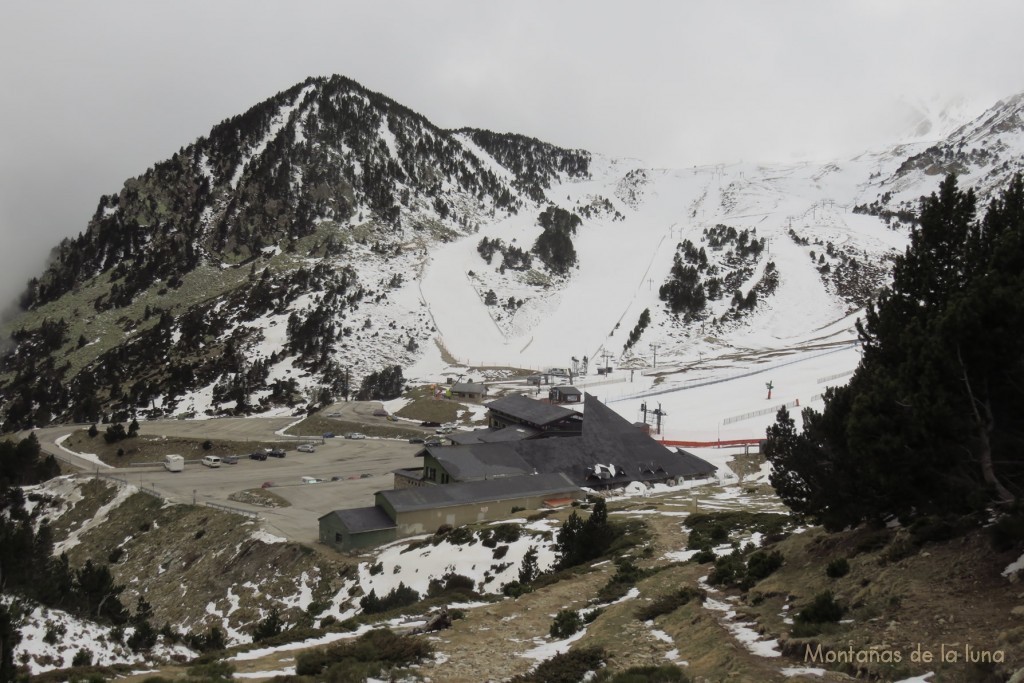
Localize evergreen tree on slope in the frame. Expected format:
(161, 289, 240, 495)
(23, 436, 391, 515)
(765, 174, 1024, 530)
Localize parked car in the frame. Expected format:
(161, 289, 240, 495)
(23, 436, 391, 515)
(345, 432, 366, 440)
(387, 415, 399, 422)
(163, 454, 184, 472)
(201, 455, 222, 468)
(424, 438, 443, 447)
(221, 455, 239, 465)
(323, 432, 335, 438)
(435, 426, 455, 434)
(297, 443, 316, 453)
(420, 421, 441, 428)
(249, 451, 268, 461)
(261, 481, 275, 489)
(372, 408, 388, 417)
(330, 475, 343, 481)
(268, 448, 286, 458)
(408, 437, 425, 444)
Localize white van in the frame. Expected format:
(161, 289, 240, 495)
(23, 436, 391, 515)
(163, 454, 184, 472)
(201, 455, 221, 468)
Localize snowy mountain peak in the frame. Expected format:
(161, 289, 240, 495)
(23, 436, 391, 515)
(2, 78, 1023, 430)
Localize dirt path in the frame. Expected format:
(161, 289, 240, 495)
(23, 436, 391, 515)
(419, 565, 615, 682)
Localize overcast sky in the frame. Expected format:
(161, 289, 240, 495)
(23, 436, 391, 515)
(2, 0, 1024, 315)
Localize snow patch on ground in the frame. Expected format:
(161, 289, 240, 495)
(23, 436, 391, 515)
(55, 479, 137, 553)
(700, 577, 781, 658)
(358, 525, 560, 598)
(54, 433, 112, 469)
(231, 624, 375, 661)
(1002, 550, 1024, 579)
(251, 528, 288, 544)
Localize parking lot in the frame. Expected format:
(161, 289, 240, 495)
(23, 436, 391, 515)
(35, 416, 426, 544)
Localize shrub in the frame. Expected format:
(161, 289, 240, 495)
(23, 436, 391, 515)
(707, 551, 746, 587)
(597, 664, 690, 682)
(508, 646, 605, 683)
(426, 573, 476, 598)
(549, 609, 583, 639)
(826, 558, 850, 578)
(186, 625, 226, 652)
(597, 557, 648, 602)
(502, 581, 528, 598)
(104, 423, 127, 444)
(989, 511, 1024, 552)
(71, 649, 92, 667)
(437, 525, 474, 546)
(635, 586, 706, 621)
(251, 607, 284, 641)
(297, 628, 433, 677)
(491, 523, 522, 544)
(693, 549, 716, 564)
(359, 582, 420, 615)
(745, 550, 784, 583)
(184, 660, 235, 681)
(796, 591, 844, 625)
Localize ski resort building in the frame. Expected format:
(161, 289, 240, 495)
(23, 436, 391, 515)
(548, 385, 582, 404)
(319, 393, 717, 551)
(318, 473, 581, 551)
(484, 394, 583, 434)
(447, 382, 489, 400)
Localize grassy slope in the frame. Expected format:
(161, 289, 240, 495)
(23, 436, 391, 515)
(24, 458, 1024, 681)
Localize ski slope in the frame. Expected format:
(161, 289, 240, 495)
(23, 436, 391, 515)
(413, 149, 923, 441)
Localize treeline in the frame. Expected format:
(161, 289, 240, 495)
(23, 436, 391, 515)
(660, 229, 773, 323)
(532, 206, 581, 275)
(20, 75, 590, 314)
(463, 129, 591, 203)
(0, 262, 362, 431)
(1, 435, 131, 673)
(765, 174, 1024, 531)
(355, 365, 405, 401)
(477, 236, 533, 271)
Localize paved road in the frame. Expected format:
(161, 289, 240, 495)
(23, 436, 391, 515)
(31, 411, 426, 545)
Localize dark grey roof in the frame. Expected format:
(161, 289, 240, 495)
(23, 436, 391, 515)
(446, 425, 539, 446)
(551, 385, 582, 395)
(452, 382, 487, 394)
(431, 394, 717, 487)
(445, 430, 487, 445)
(485, 394, 580, 427)
(425, 443, 533, 480)
(320, 506, 396, 533)
(480, 425, 540, 442)
(378, 472, 580, 512)
(672, 449, 720, 478)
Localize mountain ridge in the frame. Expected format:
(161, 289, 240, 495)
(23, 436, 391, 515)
(2, 75, 1023, 431)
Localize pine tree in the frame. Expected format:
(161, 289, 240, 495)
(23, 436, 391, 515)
(765, 174, 1024, 529)
(518, 546, 540, 584)
(0, 602, 20, 683)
